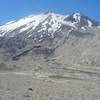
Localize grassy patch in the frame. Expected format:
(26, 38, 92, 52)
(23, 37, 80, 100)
(0, 63, 17, 71)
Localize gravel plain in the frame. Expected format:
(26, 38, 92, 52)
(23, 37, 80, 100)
(0, 67, 100, 100)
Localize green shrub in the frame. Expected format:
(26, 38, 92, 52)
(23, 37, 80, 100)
(0, 63, 8, 70)
(0, 63, 17, 71)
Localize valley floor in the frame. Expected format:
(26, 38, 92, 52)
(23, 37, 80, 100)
(0, 67, 100, 100)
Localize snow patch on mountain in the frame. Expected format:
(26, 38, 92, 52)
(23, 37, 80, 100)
(41, 13, 65, 33)
(87, 20, 92, 27)
(81, 27, 86, 30)
(97, 26, 100, 28)
(5, 20, 15, 25)
(73, 13, 81, 23)
(0, 14, 48, 32)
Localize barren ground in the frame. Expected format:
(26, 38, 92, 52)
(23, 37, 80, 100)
(0, 66, 100, 100)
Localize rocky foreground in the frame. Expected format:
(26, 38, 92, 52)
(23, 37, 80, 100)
(0, 65, 100, 100)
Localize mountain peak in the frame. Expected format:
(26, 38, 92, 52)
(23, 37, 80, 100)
(0, 12, 99, 37)
(72, 12, 81, 22)
(64, 12, 99, 28)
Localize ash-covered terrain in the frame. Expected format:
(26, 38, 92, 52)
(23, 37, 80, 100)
(0, 12, 100, 100)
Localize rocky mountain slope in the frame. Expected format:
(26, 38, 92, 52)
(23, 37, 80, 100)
(0, 12, 100, 70)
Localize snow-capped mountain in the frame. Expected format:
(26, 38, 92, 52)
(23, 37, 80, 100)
(0, 12, 99, 37)
(0, 12, 100, 69)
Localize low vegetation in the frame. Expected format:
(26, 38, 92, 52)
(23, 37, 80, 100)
(0, 62, 17, 71)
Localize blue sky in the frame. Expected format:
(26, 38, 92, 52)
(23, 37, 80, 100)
(0, 0, 100, 25)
